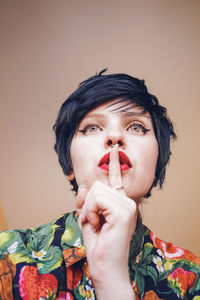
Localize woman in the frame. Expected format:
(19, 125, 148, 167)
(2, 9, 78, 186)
(0, 71, 199, 299)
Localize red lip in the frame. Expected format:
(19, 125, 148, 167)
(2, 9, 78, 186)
(98, 151, 132, 172)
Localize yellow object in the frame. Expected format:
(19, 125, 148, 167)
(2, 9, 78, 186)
(0, 204, 7, 231)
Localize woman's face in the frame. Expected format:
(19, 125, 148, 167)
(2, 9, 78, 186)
(69, 100, 158, 202)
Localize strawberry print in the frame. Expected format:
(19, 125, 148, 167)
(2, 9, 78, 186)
(19, 265, 57, 299)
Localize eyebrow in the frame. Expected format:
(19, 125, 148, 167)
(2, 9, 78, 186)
(84, 112, 106, 119)
(109, 105, 150, 117)
(84, 110, 151, 120)
(115, 111, 150, 118)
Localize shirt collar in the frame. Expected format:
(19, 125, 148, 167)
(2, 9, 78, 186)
(61, 211, 86, 267)
(129, 214, 145, 265)
(61, 211, 145, 268)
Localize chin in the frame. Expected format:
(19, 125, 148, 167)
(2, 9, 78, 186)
(126, 188, 148, 202)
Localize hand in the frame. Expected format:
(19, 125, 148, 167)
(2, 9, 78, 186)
(76, 146, 137, 299)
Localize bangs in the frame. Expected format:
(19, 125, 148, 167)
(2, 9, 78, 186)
(106, 97, 147, 117)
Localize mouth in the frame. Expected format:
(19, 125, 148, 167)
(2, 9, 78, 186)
(98, 151, 132, 172)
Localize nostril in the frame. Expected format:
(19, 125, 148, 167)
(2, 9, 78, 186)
(107, 140, 123, 147)
(117, 140, 123, 146)
(107, 140, 113, 147)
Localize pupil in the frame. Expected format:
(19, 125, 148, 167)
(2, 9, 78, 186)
(133, 125, 139, 131)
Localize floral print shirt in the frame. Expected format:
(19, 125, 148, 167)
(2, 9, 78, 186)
(0, 211, 200, 300)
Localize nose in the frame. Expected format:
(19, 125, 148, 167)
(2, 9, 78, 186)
(104, 130, 126, 149)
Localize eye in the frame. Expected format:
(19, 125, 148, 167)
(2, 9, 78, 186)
(127, 122, 150, 135)
(79, 124, 102, 135)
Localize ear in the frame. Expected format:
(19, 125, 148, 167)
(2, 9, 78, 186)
(66, 171, 75, 181)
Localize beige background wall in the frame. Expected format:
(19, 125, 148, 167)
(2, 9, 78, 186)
(0, 0, 199, 256)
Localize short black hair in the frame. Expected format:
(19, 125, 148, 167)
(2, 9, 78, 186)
(53, 70, 176, 197)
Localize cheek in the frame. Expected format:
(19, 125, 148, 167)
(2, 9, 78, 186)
(70, 139, 96, 177)
(70, 141, 84, 169)
(70, 145, 85, 185)
(137, 139, 158, 175)
(70, 140, 99, 188)
(145, 141, 158, 175)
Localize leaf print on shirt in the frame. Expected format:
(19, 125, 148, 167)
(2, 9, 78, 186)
(0, 229, 36, 265)
(27, 222, 59, 254)
(61, 213, 83, 249)
(26, 222, 63, 273)
(131, 242, 158, 295)
(33, 245, 63, 273)
(0, 232, 15, 253)
(0, 231, 28, 262)
(62, 224, 76, 244)
(7, 241, 18, 254)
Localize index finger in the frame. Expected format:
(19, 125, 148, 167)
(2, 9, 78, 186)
(109, 146, 125, 194)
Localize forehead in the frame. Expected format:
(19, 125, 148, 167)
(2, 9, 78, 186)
(83, 99, 150, 119)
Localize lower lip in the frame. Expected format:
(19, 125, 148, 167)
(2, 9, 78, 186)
(99, 164, 131, 172)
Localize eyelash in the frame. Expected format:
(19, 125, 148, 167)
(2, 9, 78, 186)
(79, 124, 101, 134)
(79, 122, 150, 135)
(127, 122, 150, 134)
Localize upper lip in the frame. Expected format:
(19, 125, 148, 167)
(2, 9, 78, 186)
(98, 151, 132, 167)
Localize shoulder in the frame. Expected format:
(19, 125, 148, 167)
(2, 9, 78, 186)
(0, 212, 78, 299)
(0, 213, 67, 250)
(135, 226, 200, 299)
(0, 212, 76, 266)
(148, 229, 200, 265)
